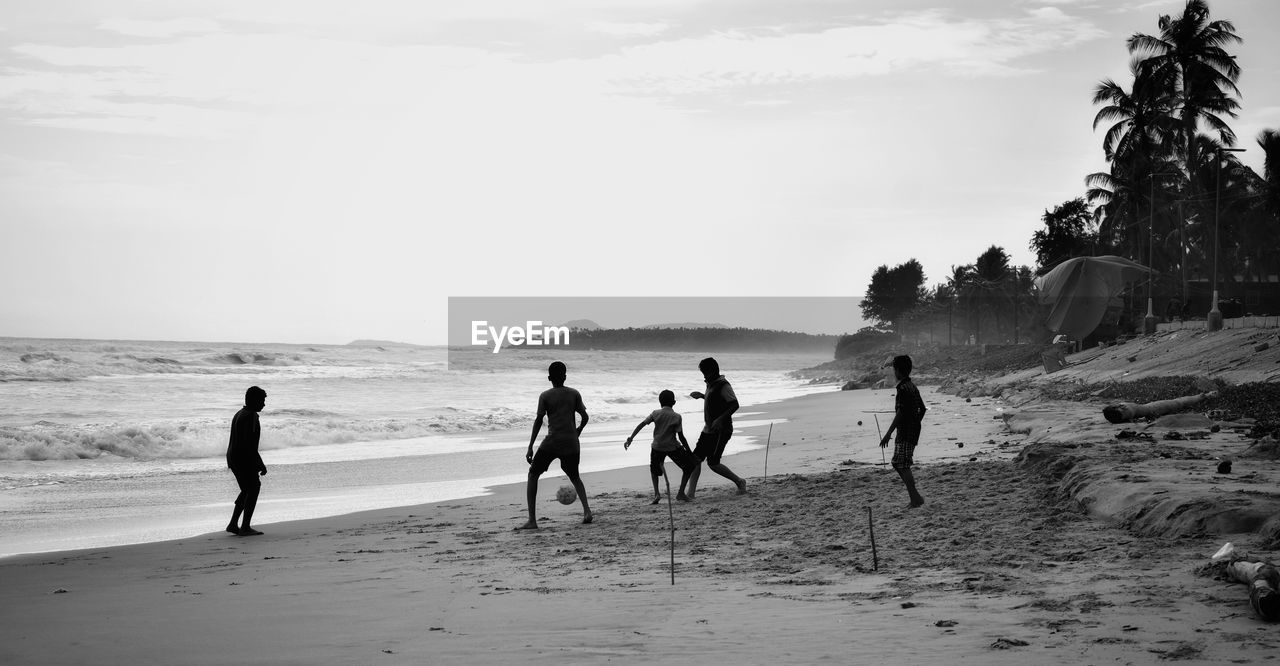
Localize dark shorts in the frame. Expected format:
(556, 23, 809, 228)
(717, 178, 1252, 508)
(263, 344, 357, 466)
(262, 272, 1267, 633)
(231, 466, 261, 491)
(650, 447, 698, 477)
(892, 428, 921, 469)
(693, 429, 732, 466)
(529, 438, 581, 477)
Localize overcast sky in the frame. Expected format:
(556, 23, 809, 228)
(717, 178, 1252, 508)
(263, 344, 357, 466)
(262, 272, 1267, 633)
(2, 0, 1277, 345)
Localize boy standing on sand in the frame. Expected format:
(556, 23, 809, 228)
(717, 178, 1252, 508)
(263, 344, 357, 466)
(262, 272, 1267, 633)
(624, 390, 698, 504)
(879, 355, 927, 508)
(226, 386, 268, 536)
(686, 357, 747, 499)
(517, 361, 593, 530)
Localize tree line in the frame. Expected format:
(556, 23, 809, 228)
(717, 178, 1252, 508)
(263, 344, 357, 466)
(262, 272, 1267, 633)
(858, 0, 1279, 351)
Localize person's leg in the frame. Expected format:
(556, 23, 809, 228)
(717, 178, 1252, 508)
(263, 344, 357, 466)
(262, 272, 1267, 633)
(891, 441, 924, 507)
(230, 468, 262, 535)
(227, 491, 244, 534)
(688, 432, 716, 499)
(518, 446, 554, 529)
(517, 469, 541, 529)
(707, 430, 746, 494)
(673, 449, 696, 501)
(563, 453, 591, 525)
(238, 483, 262, 534)
(649, 450, 664, 503)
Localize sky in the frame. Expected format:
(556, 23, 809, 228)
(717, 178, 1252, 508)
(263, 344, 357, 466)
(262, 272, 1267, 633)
(2, 0, 1278, 345)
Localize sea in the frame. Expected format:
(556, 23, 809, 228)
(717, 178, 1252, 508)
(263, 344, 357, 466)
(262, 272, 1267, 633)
(0, 338, 841, 557)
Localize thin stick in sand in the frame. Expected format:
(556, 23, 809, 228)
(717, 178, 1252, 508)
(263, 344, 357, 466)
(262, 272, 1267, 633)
(763, 423, 773, 477)
(663, 470, 675, 585)
(867, 506, 878, 571)
(874, 414, 887, 466)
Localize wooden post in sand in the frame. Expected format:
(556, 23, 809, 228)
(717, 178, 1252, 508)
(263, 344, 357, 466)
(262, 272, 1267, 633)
(874, 415, 886, 466)
(663, 471, 675, 585)
(763, 423, 773, 477)
(867, 506, 878, 571)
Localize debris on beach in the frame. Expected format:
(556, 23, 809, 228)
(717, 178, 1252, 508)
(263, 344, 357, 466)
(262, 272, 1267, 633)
(1102, 391, 1218, 424)
(1204, 543, 1280, 622)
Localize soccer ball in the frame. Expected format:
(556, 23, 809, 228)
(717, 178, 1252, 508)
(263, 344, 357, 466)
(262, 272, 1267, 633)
(556, 485, 577, 505)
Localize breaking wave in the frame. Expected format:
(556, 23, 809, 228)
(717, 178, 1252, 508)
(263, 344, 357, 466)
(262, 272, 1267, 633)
(0, 407, 542, 461)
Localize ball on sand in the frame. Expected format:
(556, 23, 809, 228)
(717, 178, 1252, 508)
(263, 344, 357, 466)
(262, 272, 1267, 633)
(556, 485, 577, 505)
(857, 420, 863, 426)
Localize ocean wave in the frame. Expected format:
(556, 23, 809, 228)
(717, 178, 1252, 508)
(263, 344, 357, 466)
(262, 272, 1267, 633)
(0, 407, 548, 461)
(202, 352, 303, 366)
(19, 352, 73, 364)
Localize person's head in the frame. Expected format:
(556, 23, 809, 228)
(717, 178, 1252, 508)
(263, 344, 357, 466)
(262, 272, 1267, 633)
(698, 357, 720, 381)
(658, 389, 675, 407)
(245, 386, 267, 412)
(891, 355, 912, 380)
(548, 361, 567, 385)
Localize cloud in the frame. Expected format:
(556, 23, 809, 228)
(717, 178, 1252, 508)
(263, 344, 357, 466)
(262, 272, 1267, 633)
(98, 17, 222, 38)
(0, 5, 1109, 139)
(585, 21, 671, 37)
(598, 8, 1108, 97)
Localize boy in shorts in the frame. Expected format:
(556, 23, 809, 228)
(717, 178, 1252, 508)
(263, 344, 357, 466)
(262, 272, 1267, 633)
(624, 390, 698, 503)
(517, 361, 593, 529)
(879, 354, 926, 508)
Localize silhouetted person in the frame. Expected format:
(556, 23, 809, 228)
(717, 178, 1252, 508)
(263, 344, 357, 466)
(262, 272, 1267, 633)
(517, 361, 593, 530)
(879, 355, 926, 508)
(686, 357, 746, 498)
(624, 389, 697, 503)
(226, 386, 267, 536)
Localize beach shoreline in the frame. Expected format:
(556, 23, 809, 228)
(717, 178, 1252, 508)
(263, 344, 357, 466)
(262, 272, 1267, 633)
(3, 379, 1277, 664)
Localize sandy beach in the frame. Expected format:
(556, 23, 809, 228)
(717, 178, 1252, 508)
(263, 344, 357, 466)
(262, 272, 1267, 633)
(5, 347, 1280, 666)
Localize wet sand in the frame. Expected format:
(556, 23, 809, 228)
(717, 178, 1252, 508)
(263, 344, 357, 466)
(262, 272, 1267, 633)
(2, 387, 1276, 664)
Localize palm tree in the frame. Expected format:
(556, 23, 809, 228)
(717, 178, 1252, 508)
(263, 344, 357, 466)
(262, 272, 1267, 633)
(974, 246, 1012, 342)
(1239, 130, 1280, 302)
(1257, 129, 1280, 220)
(1084, 169, 1133, 254)
(1093, 60, 1177, 169)
(1127, 0, 1242, 188)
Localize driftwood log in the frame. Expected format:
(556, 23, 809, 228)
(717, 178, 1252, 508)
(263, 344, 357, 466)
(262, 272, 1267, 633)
(1102, 391, 1219, 424)
(1227, 560, 1280, 621)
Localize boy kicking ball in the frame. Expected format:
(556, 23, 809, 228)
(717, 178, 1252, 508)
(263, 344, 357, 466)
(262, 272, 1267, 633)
(625, 390, 698, 503)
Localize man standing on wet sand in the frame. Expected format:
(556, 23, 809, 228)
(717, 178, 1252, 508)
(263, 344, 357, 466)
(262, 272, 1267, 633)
(686, 357, 747, 499)
(517, 361, 593, 529)
(226, 386, 268, 536)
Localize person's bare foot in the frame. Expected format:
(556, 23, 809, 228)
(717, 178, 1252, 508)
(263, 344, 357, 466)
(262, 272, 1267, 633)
(582, 512, 593, 524)
(736, 479, 747, 495)
(908, 499, 924, 509)
(239, 528, 264, 536)
(514, 520, 539, 530)
(650, 496, 661, 505)
(676, 492, 690, 502)
(226, 524, 240, 535)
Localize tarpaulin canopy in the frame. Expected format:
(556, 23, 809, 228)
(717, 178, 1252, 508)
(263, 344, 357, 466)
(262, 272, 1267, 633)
(1035, 255, 1149, 340)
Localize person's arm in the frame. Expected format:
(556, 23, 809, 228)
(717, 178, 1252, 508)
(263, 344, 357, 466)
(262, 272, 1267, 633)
(677, 427, 692, 454)
(880, 391, 901, 448)
(226, 414, 236, 469)
(880, 412, 900, 448)
(625, 416, 652, 450)
(527, 396, 546, 463)
(711, 398, 738, 432)
(575, 391, 589, 436)
(252, 413, 267, 475)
